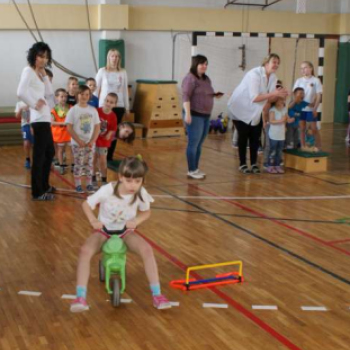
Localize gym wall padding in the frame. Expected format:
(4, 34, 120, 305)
(99, 39, 125, 69)
(335, 43, 350, 124)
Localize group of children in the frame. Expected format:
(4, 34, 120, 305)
(16, 75, 135, 193)
(263, 85, 316, 174)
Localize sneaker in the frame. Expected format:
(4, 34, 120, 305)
(267, 166, 278, 174)
(275, 166, 285, 174)
(263, 163, 269, 170)
(59, 166, 65, 175)
(86, 185, 95, 194)
(152, 295, 172, 310)
(70, 297, 89, 313)
(24, 160, 31, 169)
(76, 185, 85, 194)
(53, 160, 60, 167)
(239, 165, 251, 174)
(232, 142, 238, 149)
(250, 164, 261, 174)
(194, 169, 206, 177)
(32, 193, 55, 201)
(187, 171, 204, 180)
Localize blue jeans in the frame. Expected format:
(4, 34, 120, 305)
(268, 139, 284, 166)
(184, 115, 210, 171)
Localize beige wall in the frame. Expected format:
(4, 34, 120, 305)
(0, 4, 349, 34)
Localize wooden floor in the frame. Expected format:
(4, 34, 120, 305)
(1, 123, 350, 350)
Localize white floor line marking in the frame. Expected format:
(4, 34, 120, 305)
(18, 291, 42, 297)
(301, 306, 328, 311)
(152, 194, 350, 201)
(2, 181, 350, 201)
(170, 301, 180, 307)
(252, 305, 278, 310)
(61, 294, 76, 299)
(120, 299, 132, 304)
(203, 303, 228, 309)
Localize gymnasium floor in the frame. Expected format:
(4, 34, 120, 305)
(0, 123, 350, 350)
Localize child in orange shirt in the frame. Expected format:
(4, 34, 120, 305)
(51, 89, 72, 175)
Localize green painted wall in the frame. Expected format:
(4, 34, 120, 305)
(335, 43, 350, 123)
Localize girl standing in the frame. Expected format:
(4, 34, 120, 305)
(293, 61, 323, 149)
(267, 98, 289, 174)
(70, 157, 171, 312)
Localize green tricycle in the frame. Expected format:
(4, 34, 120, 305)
(99, 235, 127, 307)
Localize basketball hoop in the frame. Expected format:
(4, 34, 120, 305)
(296, 0, 306, 14)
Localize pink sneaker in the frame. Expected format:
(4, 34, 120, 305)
(267, 166, 278, 174)
(70, 297, 90, 313)
(152, 295, 172, 310)
(275, 166, 285, 174)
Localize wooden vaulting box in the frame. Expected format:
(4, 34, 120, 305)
(133, 80, 185, 138)
(284, 149, 328, 173)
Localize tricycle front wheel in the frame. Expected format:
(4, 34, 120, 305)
(111, 279, 121, 307)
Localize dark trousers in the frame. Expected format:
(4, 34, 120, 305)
(234, 120, 262, 167)
(31, 122, 55, 197)
(107, 107, 125, 161)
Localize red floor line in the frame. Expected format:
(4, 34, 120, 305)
(51, 168, 77, 190)
(136, 229, 303, 350)
(328, 238, 350, 245)
(193, 185, 350, 258)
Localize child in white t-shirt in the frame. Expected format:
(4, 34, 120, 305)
(66, 85, 100, 193)
(15, 101, 33, 169)
(267, 98, 290, 174)
(70, 157, 171, 313)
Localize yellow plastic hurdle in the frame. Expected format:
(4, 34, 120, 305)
(170, 260, 243, 291)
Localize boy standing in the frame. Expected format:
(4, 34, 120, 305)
(93, 93, 118, 187)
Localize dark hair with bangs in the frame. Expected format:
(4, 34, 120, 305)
(27, 42, 52, 68)
(190, 54, 208, 80)
(118, 121, 135, 144)
(114, 157, 148, 205)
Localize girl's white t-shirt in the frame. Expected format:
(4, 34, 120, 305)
(87, 183, 154, 231)
(269, 106, 287, 141)
(293, 76, 323, 112)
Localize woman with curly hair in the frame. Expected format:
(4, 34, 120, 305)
(17, 42, 56, 201)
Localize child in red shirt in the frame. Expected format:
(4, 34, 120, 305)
(93, 93, 118, 187)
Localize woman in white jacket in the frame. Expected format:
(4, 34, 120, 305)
(227, 54, 288, 174)
(95, 49, 129, 161)
(17, 42, 55, 201)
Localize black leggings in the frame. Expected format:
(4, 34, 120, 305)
(31, 122, 55, 197)
(234, 120, 262, 167)
(107, 107, 125, 161)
